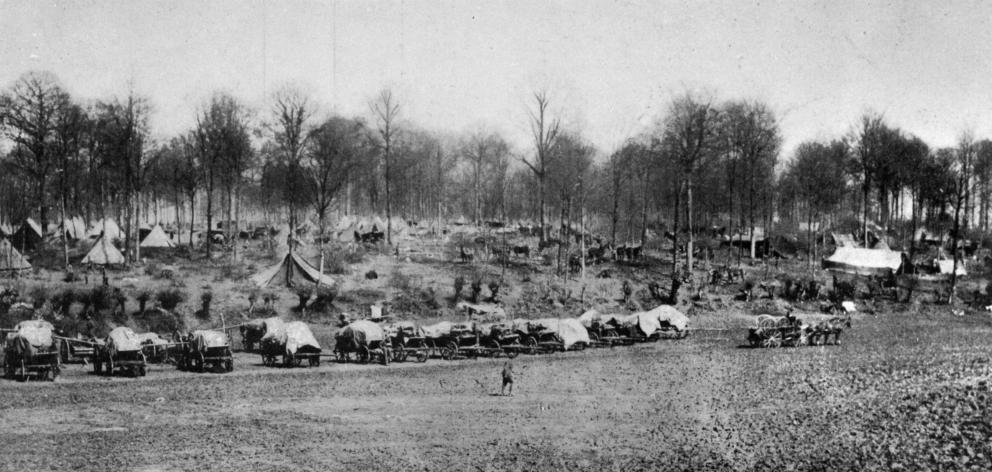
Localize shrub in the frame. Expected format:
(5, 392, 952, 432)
(156, 288, 187, 311)
(52, 288, 78, 316)
(310, 286, 338, 313)
(27, 285, 51, 310)
(389, 270, 412, 291)
(197, 291, 213, 320)
(295, 286, 314, 310)
(88, 285, 116, 312)
(135, 289, 153, 313)
(453, 275, 465, 301)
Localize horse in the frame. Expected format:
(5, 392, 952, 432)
(809, 314, 852, 345)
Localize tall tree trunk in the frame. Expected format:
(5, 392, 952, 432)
(686, 176, 694, 273)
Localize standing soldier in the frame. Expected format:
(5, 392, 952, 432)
(501, 360, 514, 396)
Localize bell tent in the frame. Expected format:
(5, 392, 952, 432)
(0, 238, 32, 275)
(140, 224, 175, 248)
(82, 236, 125, 266)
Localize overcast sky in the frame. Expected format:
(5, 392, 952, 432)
(2, 0, 991, 159)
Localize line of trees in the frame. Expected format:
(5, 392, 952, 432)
(2, 70, 991, 276)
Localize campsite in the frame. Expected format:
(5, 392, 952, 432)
(4, 2, 992, 470)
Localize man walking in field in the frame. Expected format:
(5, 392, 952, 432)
(501, 360, 514, 396)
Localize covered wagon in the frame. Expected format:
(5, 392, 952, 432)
(3, 320, 60, 381)
(177, 330, 233, 372)
(94, 327, 147, 377)
(261, 321, 321, 367)
(240, 316, 285, 352)
(135, 332, 170, 363)
(334, 320, 389, 365)
(383, 322, 429, 363)
(524, 318, 591, 352)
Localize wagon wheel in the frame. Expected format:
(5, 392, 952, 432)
(796, 331, 809, 347)
(225, 359, 234, 372)
(415, 349, 429, 363)
(761, 331, 782, 348)
(588, 332, 600, 345)
(138, 365, 147, 377)
(283, 354, 294, 367)
(522, 336, 538, 355)
(358, 345, 370, 364)
(214, 360, 226, 373)
(440, 342, 457, 361)
(573, 341, 587, 351)
(193, 355, 204, 372)
(484, 340, 501, 358)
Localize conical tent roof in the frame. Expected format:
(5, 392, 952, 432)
(11, 219, 43, 250)
(140, 224, 175, 248)
(87, 218, 123, 240)
(82, 235, 125, 265)
(250, 251, 336, 288)
(0, 238, 31, 272)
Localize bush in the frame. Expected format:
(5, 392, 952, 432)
(156, 288, 187, 311)
(27, 285, 52, 310)
(134, 307, 185, 335)
(295, 286, 314, 310)
(197, 291, 213, 320)
(52, 288, 78, 316)
(389, 270, 412, 292)
(453, 275, 465, 301)
(87, 285, 116, 312)
(310, 286, 338, 313)
(135, 289, 153, 313)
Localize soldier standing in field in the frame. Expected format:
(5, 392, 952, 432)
(501, 360, 514, 396)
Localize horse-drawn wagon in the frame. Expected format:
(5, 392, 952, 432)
(425, 322, 506, 360)
(334, 320, 390, 365)
(240, 317, 284, 352)
(747, 315, 810, 348)
(521, 318, 591, 353)
(93, 327, 147, 377)
(384, 322, 429, 363)
(3, 320, 60, 381)
(261, 321, 322, 367)
(176, 330, 233, 372)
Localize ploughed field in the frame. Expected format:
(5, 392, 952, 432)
(1, 310, 991, 471)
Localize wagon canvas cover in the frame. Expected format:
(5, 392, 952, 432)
(263, 321, 321, 355)
(191, 330, 229, 351)
(556, 318, 591, 349)
(5, 320, 55, 356)
(643, 305, 689, 332)
(421, 321, 455, 338)
(107, 327, 144, 353)
(338, 320, 384, 346)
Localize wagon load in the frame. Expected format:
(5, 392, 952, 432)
(240, 316, 284, 351)
(642, 304, 690, 337)
(135, 332, 169, 363)
(383, 322, 430, 363)
(527, 318, 591, 351)
(421, 321, 455, 338)
(747, 314, 811, 348)
(94, 327, 147, 377)
(334, 320, 390, 364)
(3, 320, 60, 381)
(261, 321, 321, 367)
(177, 330, 233, 373)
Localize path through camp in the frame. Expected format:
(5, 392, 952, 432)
(2, 310, 991, 471)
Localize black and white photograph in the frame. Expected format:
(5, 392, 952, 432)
(1, 1, 991, 470)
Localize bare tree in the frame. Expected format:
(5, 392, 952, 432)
(949, 133, 975, 304)
(852, 112, 886, 247)
(271, 86, 315, 242)
(461, 130, 510, 224)
(0, 71, 66, 232)
(370, 89, 401, 245)
(661, 92, 719, 273)
(522, 91, 561, 242)
(304, 116, 368, 245)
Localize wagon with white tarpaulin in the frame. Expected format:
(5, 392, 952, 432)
(3, 320, 61, 381)
(261, 321, 322, 367)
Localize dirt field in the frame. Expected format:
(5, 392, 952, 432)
(2, 308, 991, 471)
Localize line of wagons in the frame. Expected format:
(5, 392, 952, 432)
(239, 304, 691, 367)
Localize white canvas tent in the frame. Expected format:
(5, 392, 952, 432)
(140, 224, 175, 248)
(87, 218, 123, 241)
(250, 252, 336, 288)
(0, 238, 32, 274)
(822, 247, 902, 276)
(81, 235, 125, 265)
